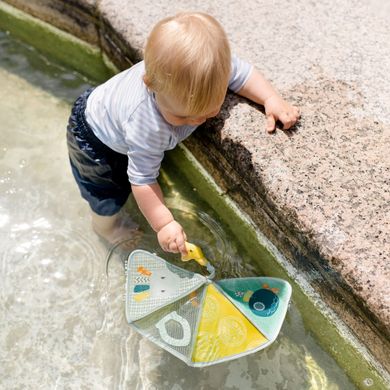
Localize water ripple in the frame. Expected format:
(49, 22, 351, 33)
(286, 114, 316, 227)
(0, 223, 104, 318)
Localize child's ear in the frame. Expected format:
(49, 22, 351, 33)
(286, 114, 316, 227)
(143, 74, 153, 89)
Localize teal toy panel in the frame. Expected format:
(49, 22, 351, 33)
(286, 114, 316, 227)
(216, 277, 292, 340)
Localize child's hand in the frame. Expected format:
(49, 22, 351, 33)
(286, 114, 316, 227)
(157, 220, 188, 255)
(264, 94, 300, 133)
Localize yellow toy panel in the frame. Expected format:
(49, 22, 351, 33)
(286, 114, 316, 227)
(192, 284, 268, 363)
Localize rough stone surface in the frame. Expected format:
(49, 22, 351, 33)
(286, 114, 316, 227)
(5, 0, 390, 371)
(2, 0, 99, 44)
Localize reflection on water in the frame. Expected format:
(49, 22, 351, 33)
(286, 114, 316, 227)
(0, 31, 357, 389)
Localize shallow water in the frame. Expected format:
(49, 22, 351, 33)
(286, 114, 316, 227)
(0, 30, 358, 389)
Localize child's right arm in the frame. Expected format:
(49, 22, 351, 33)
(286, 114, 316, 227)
(131, 183, 187, 254)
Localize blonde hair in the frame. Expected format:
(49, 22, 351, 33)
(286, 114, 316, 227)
(144, 12, 231, 116)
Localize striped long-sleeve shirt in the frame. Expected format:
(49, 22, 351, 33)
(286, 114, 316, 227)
(85, 55, 253, 185)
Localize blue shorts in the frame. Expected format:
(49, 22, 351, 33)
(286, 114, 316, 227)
(66, 88, 131, 216)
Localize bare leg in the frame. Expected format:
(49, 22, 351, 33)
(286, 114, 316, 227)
(91, 210, 142, 248)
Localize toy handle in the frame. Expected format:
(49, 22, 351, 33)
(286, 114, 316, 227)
(181, 242, 208, 266)
(181, 242, 215, 279)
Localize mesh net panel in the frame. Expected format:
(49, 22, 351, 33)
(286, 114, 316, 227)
(132, 286, 206, 363)
(126, 250, 206, 322)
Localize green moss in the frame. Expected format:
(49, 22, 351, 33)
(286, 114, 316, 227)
(165, 145, 388, 390)
(0, 1, 117, 82)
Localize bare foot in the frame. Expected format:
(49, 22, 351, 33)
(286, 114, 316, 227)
(91, 211, 143, 251)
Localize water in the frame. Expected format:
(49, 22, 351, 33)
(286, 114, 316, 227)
(0, 30, 358, 389)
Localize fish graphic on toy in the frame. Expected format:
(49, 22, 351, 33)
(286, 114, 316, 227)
(234, 284, 280, 317)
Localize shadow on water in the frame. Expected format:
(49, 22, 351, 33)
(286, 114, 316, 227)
(0, 30, 93, 102)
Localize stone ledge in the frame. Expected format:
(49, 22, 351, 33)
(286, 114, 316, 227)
(4, 0, 390, 372)
(186, 92, 390, 370)
(3, 0, 99, 44)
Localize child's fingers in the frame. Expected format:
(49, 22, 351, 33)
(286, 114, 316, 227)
(167, 240, 179, 253)
(279, 112, 295, 130)
(266, 114, 276, 133)
(161, 242, 169, 252)
(177, 242, 187, 255)
(176, 234, 187, 255)
(166, 237, 187, 255)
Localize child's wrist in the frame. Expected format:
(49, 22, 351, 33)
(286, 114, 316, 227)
(263, 93, 279, 105)
(154, 218, 175, 233)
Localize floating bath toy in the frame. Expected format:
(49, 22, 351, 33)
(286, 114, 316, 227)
(125, 242, 291, 367)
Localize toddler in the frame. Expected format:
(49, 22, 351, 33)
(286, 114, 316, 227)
(67, 12, 300, 254)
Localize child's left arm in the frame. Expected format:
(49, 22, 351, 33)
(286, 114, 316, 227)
(237, 68, 300, 133)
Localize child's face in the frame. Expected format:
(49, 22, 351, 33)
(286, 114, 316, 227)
(155, 93, 221, 127)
